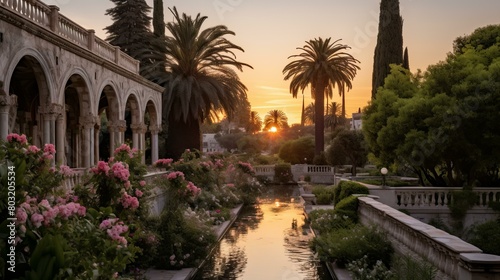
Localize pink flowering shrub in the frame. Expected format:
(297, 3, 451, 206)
(0, 135, 142, 279)
(153, 158, 173, 169)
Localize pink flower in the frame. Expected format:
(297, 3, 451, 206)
(166, 171, 185, 180)
(154, 158, 174, 167)
(124, 181, 131, 189)
(225, 183, 235, 188)
(91, 161, 110, 175)
(114, 144, 131, 156)
(135, 189, 143, 197)
(31, 213, 44, 228)
(7, 133, 27, 145)
(26, 145, 40, 154)
(77, 205, 86, 216)
(16, 208, 27, 224)
(100, 218, 118, 230)
(139, 180, 146, 187)
(110, 162, 130, 182)
(120, 193, 139, 209)
(186, 181, 201, 196)
(59, 165, 73, 176)
(43, 143, 56, 155)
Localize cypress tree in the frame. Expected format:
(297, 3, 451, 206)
(402, 47, 409, 70)
(153, 0, 165, 37)
(104, 0, 156, 76)
(371, 0, 403, 99)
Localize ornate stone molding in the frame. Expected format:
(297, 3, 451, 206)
(130, 123, 148, 134)
(149, 124, 161, 134)
(79, 113, 97, 129)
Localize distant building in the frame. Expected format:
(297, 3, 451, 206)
(202, 134, 225, 153)
(351, 112, 363, 130)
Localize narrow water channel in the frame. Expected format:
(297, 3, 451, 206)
(195, 185, 333, 280)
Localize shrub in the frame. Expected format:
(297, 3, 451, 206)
(390, 254, 437, 280)
(274, 163, 293, 184)
(347, 255, 393, 280)
(334, 181, 369, 204)
(467, 220, 500, 255)
(312, 185, 335, 205)
(308, 209, 354, 235)
(335, 195, 360, 222)
(312, 225, 393, 268)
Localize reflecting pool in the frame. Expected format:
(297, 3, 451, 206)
(195, 185, 332, 280)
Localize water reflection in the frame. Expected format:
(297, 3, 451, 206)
(195, 186, 332, 280)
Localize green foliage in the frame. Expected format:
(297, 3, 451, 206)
(274, 163, 293, 184)
(467, 220, 500, 255)
(364, 25, 500, 186)
(25, 234, 66, 280)
(334, 196, 360, 222)
(449, 189, 478, 222)
(311, 185, 335, 205)
(278, 136, 315, 164)
(325, 129, 368, 175)
(390, 254, 438, 280)
(237, 134, 267, 154)
(347, 255, 393, 280)
(334, 181, 370, 204)
(312, 225, 393, 268)
(216, 132, 246, 152)
(308, 209, 354, 235)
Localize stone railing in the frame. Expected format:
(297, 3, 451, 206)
(61, 168, 87, 190)
(358, 196, 500, 280)
(394, 187, 500, 209)
(143, 171, 169, 216)
(254, 164, 336, 184)
(1, 0, 140, 73)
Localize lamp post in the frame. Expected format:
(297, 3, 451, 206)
(380, 167, 388, 187)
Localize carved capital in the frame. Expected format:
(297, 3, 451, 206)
(131, 123, 148, 134)
(0, 86, 10, 107)
(149, 124, 161, 134)
(79, 113, 97, 129)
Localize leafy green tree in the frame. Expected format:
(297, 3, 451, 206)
(215, 132, 245, 152)
(278, 136, 315, 164)
(283, 38, 360, 156)
(325, 129, 367, 176)
(264, 110, 289, 131)
(371, 0, 404, 99)
(237, 134, 267, 155)
(364, 25, 500, 186)
(105, 0, 158, 76)
(158, 8, 252, 159)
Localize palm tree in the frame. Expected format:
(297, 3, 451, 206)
(158, 8, 252, 159)
(246, 111, 262, 134)
(304, 102, 315, 125)
(283, 37, 359, 156)
(325, 101, 342, 131)
(263, 110, 288, 131)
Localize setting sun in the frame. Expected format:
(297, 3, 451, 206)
(269, 126, 278, 133)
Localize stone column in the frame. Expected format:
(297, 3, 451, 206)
(94, 120, 100, 162)
(107, 120, 117, 152)
(0, 84, 10, 140)
(79, 114, 96, 168)
(116, 120, 127, 147)
(56, 114, 65, 165)
(130, 123, 141, 149)
(149, 124, 161, 164)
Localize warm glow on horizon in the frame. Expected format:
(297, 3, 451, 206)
(42, 0, 500, 126)
(269, 126, 278, 133)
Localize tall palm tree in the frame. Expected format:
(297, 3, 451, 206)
(283, 37, 359, 156)
(263, 110, 288, 131)
(246, 111, 263, 134)
(325, 101, 342, 131)
(159, 8, 252, 159)
(304, 102, 315, 125)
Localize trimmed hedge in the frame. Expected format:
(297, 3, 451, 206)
(334, 195, 360, 222)
(334, 181, 369, 205)
(312, 185, 335, 205)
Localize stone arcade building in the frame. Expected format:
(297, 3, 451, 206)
(0, 0, 163, 167)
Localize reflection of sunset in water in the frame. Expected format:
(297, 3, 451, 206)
(196, 186, 332, 280)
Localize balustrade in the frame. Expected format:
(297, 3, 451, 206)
(358, 196, 500, 280)
(1, 0, 139, 74)
(395, 187, 500, 209)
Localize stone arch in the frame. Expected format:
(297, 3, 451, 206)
(124, 92, 141, 148)
(63, 72, 94, 168)
(144, 99, 159, 164)
(6, 52, 53, 147)
(97, 82, 120, 161)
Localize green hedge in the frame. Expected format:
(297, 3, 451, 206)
(312, 185, 335, 205)
(334, 195, 360, 222)
(274, 163, 293, 184)
(333, 181, 369, 205)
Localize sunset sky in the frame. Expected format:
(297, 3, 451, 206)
(44, 0, 500, 125)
